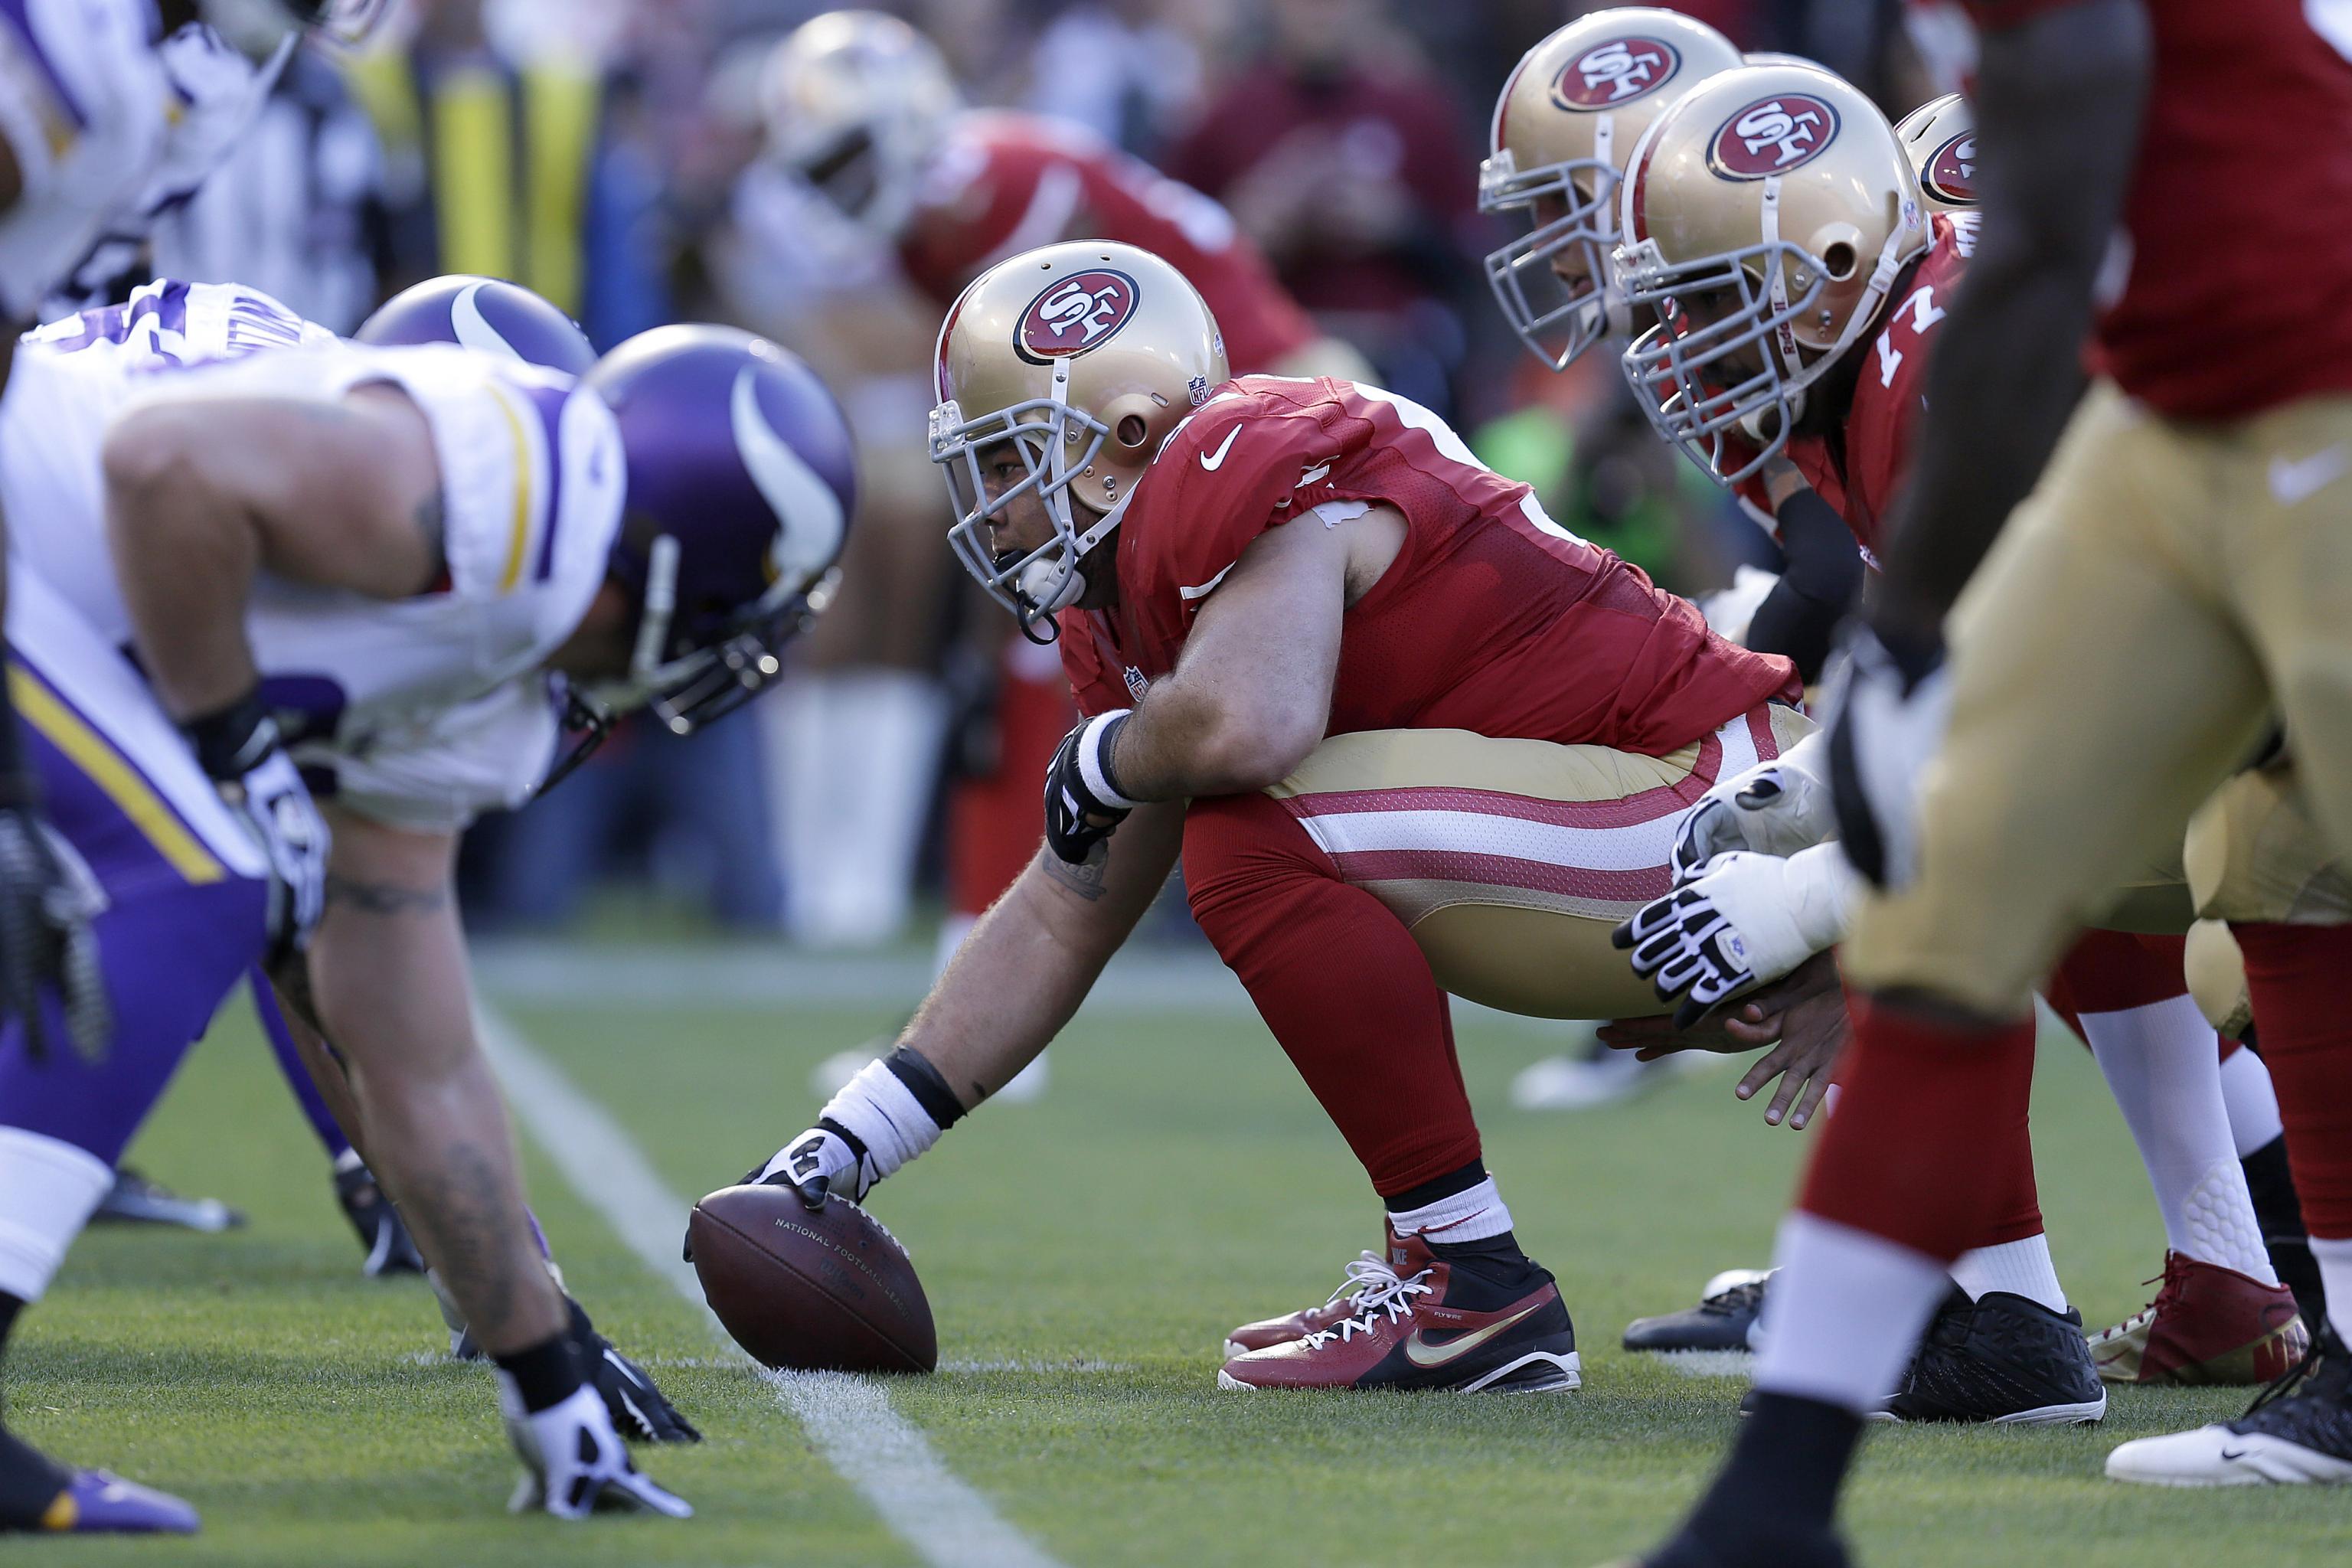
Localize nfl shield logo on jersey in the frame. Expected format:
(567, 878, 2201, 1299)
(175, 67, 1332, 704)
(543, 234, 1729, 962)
(1123, 665, 1151, 703)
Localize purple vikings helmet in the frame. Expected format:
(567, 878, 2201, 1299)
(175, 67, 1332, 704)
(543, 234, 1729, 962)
(583, 325, 857, 738)
(354, 276, 596, 374)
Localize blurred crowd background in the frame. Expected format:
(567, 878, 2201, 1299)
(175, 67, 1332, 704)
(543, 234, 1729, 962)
(201, 0, 1939, 947)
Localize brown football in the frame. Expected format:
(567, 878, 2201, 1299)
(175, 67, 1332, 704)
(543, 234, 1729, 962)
(688, 1184, 937, 1374)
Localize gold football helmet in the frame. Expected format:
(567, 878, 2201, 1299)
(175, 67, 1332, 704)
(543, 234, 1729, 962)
(1895, 93, 1978, 214)
(1479, 8, 1743, 371)
(931, 241, 1230, 636)
(760, 10, 963, 239)
(1615, 63, 1929, 484)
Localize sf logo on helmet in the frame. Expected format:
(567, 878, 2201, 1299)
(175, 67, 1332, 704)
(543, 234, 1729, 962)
(1708, 93, 1841, 179)
(1553, 38, 1678, 109)
(1926, 132, 1977, 204)
(1016, 269, 1141, 362)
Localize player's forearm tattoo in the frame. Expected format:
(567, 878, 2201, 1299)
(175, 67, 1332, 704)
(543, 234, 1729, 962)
(325, 874, 452, 916)
(393, 1140, 520, 1337)
(1042, 839, 1110, 901)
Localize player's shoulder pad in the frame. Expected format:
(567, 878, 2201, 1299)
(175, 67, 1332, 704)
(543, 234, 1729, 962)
(1125, 379, 1340, 603)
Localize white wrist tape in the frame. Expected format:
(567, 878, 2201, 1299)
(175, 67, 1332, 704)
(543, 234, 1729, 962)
(1075, 710, 1142, 810)
(1782, 840, 1862, 954)
(819, 1059, 946, 1181)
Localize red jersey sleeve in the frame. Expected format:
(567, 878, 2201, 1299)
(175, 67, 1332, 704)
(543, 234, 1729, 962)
(1055, 609, 1138, 718)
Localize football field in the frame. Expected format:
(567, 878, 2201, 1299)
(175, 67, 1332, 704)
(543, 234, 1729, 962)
(15, 939, 2344, 1566)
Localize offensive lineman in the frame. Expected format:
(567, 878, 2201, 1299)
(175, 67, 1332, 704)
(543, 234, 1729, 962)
(0, 312, 854, 1527)
(728, 239, 1811, 1393)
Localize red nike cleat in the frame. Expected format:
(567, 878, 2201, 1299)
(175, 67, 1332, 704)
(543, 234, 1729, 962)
(1217, 1228, 1580, 1393)
(1221, 1223, 1419, 1357)
(2089, 1252, 2309, 1386)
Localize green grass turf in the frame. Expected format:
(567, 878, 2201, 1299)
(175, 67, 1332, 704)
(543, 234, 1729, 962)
(13, 982, 2347, 1565)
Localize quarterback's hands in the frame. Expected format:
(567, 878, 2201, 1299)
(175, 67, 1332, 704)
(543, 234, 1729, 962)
(1822, 622, 1951, 889)
(1044, 711, 1138, 864)
(1614, 843, 1859, 1027)
(0, 798, 109, 1062)
(498, 1381, 691, 1521)
(187, 693, 328, 957)
(1670, 729, 1838, 883)
(1598, 952, 1846, 1129)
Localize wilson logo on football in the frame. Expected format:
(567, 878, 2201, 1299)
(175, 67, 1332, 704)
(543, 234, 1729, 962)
(1926, 131, 1977, 204)
(1708, 94, 1841, 179)
(1551, 38, 1679, 109)
(1015, 270, 1140, 362)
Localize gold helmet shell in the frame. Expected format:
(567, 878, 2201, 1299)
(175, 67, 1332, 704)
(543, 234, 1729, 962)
(931, 241, 1229, 634)
(1480, 8, 1743, 371)
(760, 9, 963, 238)
(1615, 63, 1929, 484)
(1895, 93, 1978, 214)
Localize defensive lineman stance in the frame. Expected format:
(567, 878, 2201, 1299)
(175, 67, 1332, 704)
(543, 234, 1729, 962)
(0, 311, 854, 1527)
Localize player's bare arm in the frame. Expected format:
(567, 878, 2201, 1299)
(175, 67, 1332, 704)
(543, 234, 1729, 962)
(289, 808, 567, 1357)
(1869, 0, 2152, 642)
(1108, 503, 1405, 801)
(103, 387, 443, 720)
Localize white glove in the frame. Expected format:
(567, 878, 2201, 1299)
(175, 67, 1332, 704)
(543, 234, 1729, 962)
(754, 1054, 953, 1208)
(1615, 843, 1860, 1024)
(187, 696, 329, 958)
(1671, 728, 1839, 883)
(759, 1121, 881, 1207)
(498, 1381, 692, 1520)
(1822, 624, 1952, 889)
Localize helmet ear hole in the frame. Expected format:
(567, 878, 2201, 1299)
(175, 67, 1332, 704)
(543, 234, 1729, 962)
(1821, 241, 1857, 281)
(1116, 413, 1149, 446)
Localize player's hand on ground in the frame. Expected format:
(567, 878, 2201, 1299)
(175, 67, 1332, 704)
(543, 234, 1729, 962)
(1614, 844, 1857, 1027)
(188, 694, 329, 957)
(1044, 711, 1138, 864)
(1670, 729, 1838, 882)
(499, 1382, 691, 1521)
(1823, 621, 1951, 889)
(0, 800, 109, 1060)
(568, 1298, 701, 1444)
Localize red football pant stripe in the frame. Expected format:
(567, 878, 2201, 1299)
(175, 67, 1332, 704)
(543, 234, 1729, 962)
(2235, 922, 2352, 1238)
(1183, 790, 1481, 1199)
(1800, 988, 2040, 1261)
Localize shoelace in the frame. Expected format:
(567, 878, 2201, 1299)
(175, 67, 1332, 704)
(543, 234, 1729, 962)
(1702, 1280, 1768, 1317)
(2242, 1330, 2333, 1420)
(1321, 1253, 1404, 1308)
(1301, 1266, 1435, 1348)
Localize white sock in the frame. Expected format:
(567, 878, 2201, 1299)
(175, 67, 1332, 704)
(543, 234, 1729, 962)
(770, 670, 947, 946)
(1388, 1176, 1514, 1243)
(2312, 1236, 2352, 1345)
(0, 1128, 113, 1302)
(1753, 1212, 1952, 1413)
(1949, 1233, 2068, 1314)
(2081, 996, 2277, 1282)
(2218, 1047, 2285, 1158)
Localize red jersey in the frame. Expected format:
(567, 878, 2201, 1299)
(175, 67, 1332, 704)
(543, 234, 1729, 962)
(1059, 377, 1798, 753)
(1933, 0, 2352, 419)
(1775, 214, 1976, 557)
(901, 112, 1319, 375)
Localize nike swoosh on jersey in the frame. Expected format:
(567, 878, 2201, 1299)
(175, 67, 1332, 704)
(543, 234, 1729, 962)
(2269, 446, 2348, 506)
(1199, 425, 1243, 470)
(1401, 1301, 1546, 1368)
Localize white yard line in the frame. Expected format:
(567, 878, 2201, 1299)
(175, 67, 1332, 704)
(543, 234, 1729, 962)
(475, 1004, 1068, 1568)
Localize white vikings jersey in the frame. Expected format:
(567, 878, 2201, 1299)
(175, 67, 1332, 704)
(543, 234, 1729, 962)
(0, 0, 171, 318)
(0, 331, 626, 831)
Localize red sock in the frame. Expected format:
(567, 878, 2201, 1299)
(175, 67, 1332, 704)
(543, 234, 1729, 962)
(1800, 988, 2037, 1262)
(945, 665, 1076, 917)
(2234, 923, 2352, 1236)
(1183, 792, 1480, 1198)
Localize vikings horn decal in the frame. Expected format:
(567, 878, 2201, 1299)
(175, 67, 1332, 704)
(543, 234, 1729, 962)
(1925, 131, 1978, 205)
(731, 367, 846, 593)
(1707, 93, 1842, 179)
(1014, 269, 1141, 363)
(450, 282, 518, 358)
(1551, 38, 1681, 109)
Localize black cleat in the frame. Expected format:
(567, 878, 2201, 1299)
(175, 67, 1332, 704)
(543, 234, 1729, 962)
(334, 1157, 426, 1277)
(1624, 1269, 1770, 1362)
(2108, 1321, 2352, 1485)
(88, 1168, 244, 1233)
(1880, 1288, 2106, 1426)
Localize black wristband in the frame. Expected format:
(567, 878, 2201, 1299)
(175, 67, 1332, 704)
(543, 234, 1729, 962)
(184, 689, 279, 780)
(884, 1047, 965, 1129)
(815, 1115, 871, 1162)
(492, 1330, 586, 1415)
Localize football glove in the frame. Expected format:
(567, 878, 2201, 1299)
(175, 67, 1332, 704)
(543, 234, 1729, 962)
(753, 1051, 962, 1214)
(1615, 844, 1860, 1027)
(0, 797, 109, 1062)
(1044, 710, 1138, 864)
(497, 1380, 691, 1521)
(569, 1297, 700, 1445)
(187, 692, 328, 959)
(1670, 729, 1838, 884)
(1822, 622, 1951, 889)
